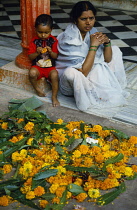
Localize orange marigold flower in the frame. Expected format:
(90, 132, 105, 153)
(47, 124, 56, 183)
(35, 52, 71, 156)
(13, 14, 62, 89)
(24, 122, 34, 131)
(95, 154, 104, 163)
(26, 191, 35, 200)
(39, 200, 49, 208)
(78, 145, 89, 155)
(55, 186, 66, 197)
(1, 122, 8, 130)
(75, 193, 87, 202)
(34, 186, 45, 196)
(17, 118, 24, 123)
(0, 195, 10, 206)
(129, 136, 137, 145)
(9, 136, 19, 143)
(52, 196, 60, 204)
(132, 165, 137, 173)
(3, 164, 12, 174)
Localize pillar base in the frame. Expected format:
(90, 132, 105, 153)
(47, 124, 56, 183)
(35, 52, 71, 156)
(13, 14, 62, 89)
(15, 52, 32, 70)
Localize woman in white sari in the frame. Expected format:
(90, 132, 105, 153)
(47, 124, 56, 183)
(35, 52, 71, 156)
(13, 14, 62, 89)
(56, 1, 129, 112)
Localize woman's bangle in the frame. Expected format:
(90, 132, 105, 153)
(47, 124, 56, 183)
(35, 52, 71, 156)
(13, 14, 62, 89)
(104, 42, 111, 47)
(89, 49, 97, 51)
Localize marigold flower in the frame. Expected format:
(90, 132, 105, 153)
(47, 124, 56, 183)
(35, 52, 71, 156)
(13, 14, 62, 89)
(1, 122, 8, 130)
(56, 118, 64, 124)
(9, 136, 19, 143)
(132, 165, 137, 173)
(24, 122, 34, 131)
(78, 145, 89, 155)
(0, 195, 10, 206)
(17, 118, 24, 123)
(3, 164, 12, 174)
(129, 136, 137, 145)
(34, 186, 45, 196)
(39, 200, 49, 208)
(26, 191, 35, 200)
(72, 150, 81, 158)
(52, 196, 60, 204)
(75, 193, 87, 202)
(88, 188, 100, 198)
(27, 137, 34, 145)
(49, 183, 59, 194)
(55, 186, 66, 197)
(57, 166, 66, 174)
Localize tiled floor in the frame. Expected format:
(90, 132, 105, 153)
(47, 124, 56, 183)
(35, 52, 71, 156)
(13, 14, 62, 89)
(0, 0, 137, 62)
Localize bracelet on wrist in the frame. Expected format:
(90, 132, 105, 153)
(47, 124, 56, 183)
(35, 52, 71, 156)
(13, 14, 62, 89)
(104, 39, 111, 45)
(104, 42, 111, 47)
(89, 49, 97, 51)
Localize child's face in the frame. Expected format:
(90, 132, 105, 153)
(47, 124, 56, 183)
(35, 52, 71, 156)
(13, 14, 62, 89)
(36, 24, 52, 40)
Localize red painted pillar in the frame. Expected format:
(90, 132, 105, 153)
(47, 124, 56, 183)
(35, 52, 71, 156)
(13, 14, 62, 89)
(15, 0, 50, 69)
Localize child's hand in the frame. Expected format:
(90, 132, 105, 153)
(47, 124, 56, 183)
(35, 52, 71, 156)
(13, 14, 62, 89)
(37, 47, 43, 54)
(46, 46, 52, 54)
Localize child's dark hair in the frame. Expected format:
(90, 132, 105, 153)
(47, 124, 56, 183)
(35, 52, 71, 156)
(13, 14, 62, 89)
(35, 14, 53, 28)
(70, 1, 97, 23)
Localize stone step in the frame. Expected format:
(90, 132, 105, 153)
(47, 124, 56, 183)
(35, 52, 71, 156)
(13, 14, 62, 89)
(0, 61, 51, 94)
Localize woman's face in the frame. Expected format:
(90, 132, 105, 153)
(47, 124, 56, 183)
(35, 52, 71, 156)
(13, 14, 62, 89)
(76, 10, 95, 37)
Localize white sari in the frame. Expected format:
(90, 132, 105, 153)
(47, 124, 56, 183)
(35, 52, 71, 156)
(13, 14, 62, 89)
(56, 23, 129, 111)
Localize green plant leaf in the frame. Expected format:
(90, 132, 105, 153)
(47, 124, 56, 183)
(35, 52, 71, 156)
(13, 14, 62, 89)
(68, 184, 85, 195)
(0, 129, 12, 138)
(11, 190, 41, 210)
(102, 153, 124, 171)
(66, 138, 83, 151)
(111, 130, 129, 141)
(33, 169, 58, 180)
(96, 182, 126, 205)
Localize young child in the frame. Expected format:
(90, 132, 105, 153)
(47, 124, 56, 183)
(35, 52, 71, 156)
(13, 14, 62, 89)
(28, 14, 60, 107)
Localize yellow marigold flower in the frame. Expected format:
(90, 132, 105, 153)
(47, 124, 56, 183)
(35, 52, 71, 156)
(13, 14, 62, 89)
(78, 145, 89, 155)
(57, 166, 66, 174)
(56, 118, 64, 124)
(1, 122, 8, 130)
(3, 164, 12, 174)
(55, 186, 66, 197)
(88, 188, 100, 198)
(0, 151, 3, 154)
(132, 165, 137, 173)
(27, 137, 34, 145)
(124, 167, 134, 177)
(17, 118, 24, 123)
(26, 191, 35, 200)
(52, 196, 60, 204)
(75, 193, 87, 202)
(129, 136, 137, 145)
(0, 195, 9, 206)
(34, 186, 45, 196)
(24, 122, 34, 131)
(12, 151, 21, 162)
(20, 185, 31, 194)
(91, 146, 101, 155)
(20, 149, 27, 158)
(72, 150, 81, 158)
(39, 200, 49, 208)
(44, 136, 51, 144)
(92, 125, 102, 133)
(67, 191, 72, 199)
(49, 183, 59, 194)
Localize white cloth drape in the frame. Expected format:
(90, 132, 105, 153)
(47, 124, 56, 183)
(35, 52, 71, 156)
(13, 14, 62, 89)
(56, 24, 129, 111)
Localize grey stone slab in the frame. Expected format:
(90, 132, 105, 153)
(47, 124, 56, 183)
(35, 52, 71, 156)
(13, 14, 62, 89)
(0, 46, 21, 61)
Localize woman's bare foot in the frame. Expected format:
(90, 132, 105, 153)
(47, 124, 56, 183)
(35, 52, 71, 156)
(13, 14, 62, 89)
(52, 97, 60, 107)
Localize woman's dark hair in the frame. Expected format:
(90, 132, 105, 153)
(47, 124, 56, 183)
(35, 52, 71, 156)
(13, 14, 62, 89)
(35, 14, 53, 28)
(70, 1, 97, 23)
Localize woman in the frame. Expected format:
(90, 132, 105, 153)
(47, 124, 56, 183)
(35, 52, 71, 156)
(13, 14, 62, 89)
(56, 1, 129, 111)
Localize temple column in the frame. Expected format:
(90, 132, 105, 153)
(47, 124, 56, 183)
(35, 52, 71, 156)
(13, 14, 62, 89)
(15, 0, 50, 69)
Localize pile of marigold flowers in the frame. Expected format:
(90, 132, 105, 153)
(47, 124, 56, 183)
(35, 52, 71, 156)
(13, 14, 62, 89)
(0, 109, 137, 210)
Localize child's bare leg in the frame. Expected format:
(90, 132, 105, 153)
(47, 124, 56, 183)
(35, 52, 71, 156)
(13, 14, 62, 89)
(49, 70, 60, 107)
(29, 67, 46, 97)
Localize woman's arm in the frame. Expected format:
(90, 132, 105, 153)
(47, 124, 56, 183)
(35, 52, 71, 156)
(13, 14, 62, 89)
(103, 41, 112, 63)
